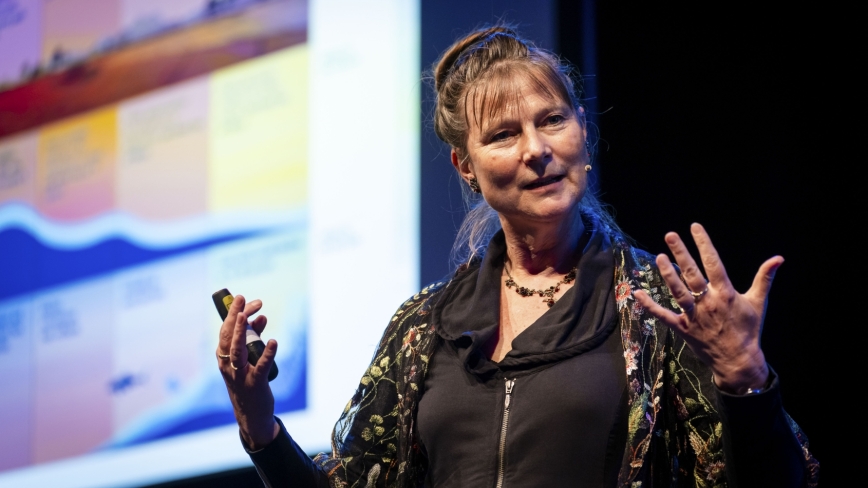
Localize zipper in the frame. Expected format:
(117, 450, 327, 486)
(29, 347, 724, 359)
(495, 378, 515, 488)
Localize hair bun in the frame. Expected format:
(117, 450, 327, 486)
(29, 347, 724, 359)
(433, 25, 519, 92)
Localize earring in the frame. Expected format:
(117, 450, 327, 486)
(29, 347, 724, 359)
(468, 177, 481, 193)
(584, 165, 592, 172)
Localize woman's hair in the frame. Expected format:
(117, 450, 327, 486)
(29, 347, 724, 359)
(430, 25, 621, 268)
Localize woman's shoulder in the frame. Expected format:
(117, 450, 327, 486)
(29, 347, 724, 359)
(611, 236, 661, 273)
(392, 258, 484, 317)
(378, 260, 486, 344)
(392, 280, 450, 317)
(373, 280, 451, 351)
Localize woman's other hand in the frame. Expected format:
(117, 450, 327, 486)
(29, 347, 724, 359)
(634, 223, 782, 395)
(217, 294, 280, 449)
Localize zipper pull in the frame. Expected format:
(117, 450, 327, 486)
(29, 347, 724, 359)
(504, 378, 515, 410)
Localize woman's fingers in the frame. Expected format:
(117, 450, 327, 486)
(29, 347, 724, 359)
(690, 223, 732, 289)
(229, 307, 249, 375)
(664, 231, 707, 294)
(634, 290, 687, 334)
(218, 295, 244, 350)
(250, 314, 268, 335)
(252, 339, 278, 382)
(217, 294, 246, 364)
(216, 294, 269, 378)
(748, 256, 784, 305)
(243, 299, 262, 317)
(655, 253, 698, 314)
(241, 297, 266, 337)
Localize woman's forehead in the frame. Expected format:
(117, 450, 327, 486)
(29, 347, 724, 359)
(465, 69, 570, 131)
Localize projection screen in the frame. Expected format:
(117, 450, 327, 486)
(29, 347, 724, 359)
(0, 0, 420, 486)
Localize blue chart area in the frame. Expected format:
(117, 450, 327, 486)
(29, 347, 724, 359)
(0, 227, 257, 301)
(0, 205, 309, 463)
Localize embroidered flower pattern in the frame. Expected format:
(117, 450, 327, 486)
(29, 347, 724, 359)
(705, 461, 725, 481)
(642, 318, 655, 336)
(616, 281, 632, 309)
(624, 341, 640, 375)
(631, 300, 645, 320)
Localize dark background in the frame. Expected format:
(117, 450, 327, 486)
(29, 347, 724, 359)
(150, 1, 836, 486)
(587, 3, 835, 484)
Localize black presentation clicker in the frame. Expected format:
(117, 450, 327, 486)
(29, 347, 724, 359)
(212, 288, 279, 382)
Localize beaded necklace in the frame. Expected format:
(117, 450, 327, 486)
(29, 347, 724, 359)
(504, 261, 578, 308)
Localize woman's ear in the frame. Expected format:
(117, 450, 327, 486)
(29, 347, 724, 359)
(451, 148, 473, 180)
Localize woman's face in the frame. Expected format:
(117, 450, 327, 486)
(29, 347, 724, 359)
(454, 77, 589, 229)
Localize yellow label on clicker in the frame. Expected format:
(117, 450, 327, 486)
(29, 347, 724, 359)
(222, 295, 234, 311)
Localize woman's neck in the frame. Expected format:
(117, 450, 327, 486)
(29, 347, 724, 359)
(500, 209, 585, 278)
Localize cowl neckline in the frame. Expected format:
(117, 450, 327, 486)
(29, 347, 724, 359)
(431, 216, 617, 376)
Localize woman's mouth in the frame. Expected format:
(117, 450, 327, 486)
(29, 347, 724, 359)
(524, 175, 565, 190)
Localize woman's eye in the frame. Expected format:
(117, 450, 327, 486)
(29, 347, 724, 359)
(490, 131, 510, 142)
(546, 114, 565, 125)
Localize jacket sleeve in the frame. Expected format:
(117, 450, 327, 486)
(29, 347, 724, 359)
(651, 288, 819, 486)
(243, 417, 330, 488)
(662, 330, 818, 488)
(716, 369, 819, 488)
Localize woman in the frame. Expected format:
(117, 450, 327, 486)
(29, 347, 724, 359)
(217, 27, 819, 487)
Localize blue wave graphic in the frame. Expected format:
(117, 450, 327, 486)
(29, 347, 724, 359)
(0, 204, 306, 300)
(0, 227, 259, 300)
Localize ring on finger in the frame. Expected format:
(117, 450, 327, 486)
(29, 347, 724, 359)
(217, 351, 230, 359)
(689, 285, 709, 301)
(676, 298, 694, 314)
(230, 361, 239, 371)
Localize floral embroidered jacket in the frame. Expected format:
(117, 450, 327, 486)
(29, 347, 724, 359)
(311, 237, 820, 488)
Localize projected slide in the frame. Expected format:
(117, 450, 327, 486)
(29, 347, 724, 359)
(0, 0, 309, 472)
(1, 1, 419, 486)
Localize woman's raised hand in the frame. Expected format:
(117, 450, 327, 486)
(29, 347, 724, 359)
(633, 223, 782, 394)
(216, 294, 280, 449)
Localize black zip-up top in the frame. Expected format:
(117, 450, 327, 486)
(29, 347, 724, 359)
(417, 226, 628, 487)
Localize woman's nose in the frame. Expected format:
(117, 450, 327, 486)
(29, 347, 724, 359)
(520, 129, 551, 165)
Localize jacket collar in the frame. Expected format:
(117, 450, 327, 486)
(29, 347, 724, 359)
(431, 216, 617, 375)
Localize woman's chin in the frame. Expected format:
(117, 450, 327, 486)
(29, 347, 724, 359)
(532, 194, 584, 219)
(503, 203, 582, 228)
